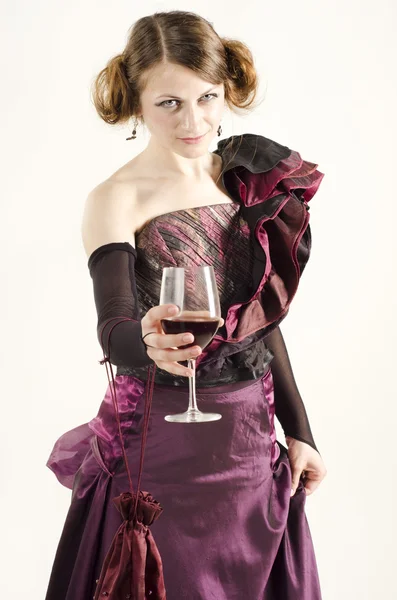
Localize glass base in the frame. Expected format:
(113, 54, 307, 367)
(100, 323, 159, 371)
(165, 409, 222, 423)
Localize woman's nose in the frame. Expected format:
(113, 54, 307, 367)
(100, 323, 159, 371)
(179, 106, 202, 133)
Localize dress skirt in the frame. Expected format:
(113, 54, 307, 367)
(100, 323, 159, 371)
(45, 367, 322, 599)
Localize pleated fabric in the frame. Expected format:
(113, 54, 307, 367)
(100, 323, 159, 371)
(45, 368, 322, 599)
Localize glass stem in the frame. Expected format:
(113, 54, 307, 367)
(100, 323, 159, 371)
(187, 358, 199, 412)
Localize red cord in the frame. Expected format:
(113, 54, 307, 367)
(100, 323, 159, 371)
(99, 316, 157, 517)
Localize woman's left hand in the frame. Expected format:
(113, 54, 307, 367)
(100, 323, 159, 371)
(285, 436, 327, 497)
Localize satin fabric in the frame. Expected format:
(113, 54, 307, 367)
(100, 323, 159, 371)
(93, 491, 166, 599)
(45, 369, 322, 599)
(112, 133, 325, 387)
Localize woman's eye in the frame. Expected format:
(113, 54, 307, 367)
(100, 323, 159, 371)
(160, 99, 180, 108)
(201, 93, 218, 101)
(158, 93, 218, 108)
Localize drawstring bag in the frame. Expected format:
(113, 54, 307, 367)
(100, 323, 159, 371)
(93, 316, 166, 600)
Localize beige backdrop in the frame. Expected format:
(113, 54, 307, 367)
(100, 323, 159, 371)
(1, 0, 396, 598)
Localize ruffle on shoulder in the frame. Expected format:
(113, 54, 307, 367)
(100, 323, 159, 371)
(199, 134, 325, 360)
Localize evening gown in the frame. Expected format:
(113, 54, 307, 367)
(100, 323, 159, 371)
(45, 133, 325, 599)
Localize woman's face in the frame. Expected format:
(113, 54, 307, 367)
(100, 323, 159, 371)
(138, 61, 225, 155)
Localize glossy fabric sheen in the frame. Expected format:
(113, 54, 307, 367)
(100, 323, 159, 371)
(134, 202, 253, 314)
(118, 201, 275, 386)
(46, 370, 322, 599)
(116, 133, 324, 387)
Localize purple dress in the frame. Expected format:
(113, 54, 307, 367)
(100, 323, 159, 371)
(45, 133, 325, 599)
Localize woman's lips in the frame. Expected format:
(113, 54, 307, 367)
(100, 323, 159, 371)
(179, 133, 206, 144)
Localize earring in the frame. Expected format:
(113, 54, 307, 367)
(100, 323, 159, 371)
(126, 118, 139, 140)
(217, 124, 222, 137)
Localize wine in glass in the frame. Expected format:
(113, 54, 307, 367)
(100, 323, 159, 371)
(160, 265, 222, 423)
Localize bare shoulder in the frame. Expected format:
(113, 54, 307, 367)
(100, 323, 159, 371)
(81, 173, 140, 260)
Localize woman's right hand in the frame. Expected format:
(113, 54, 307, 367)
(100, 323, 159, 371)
(140, 304, 204, 377)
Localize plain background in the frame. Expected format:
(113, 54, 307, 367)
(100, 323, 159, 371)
(1, 1, 396, 598)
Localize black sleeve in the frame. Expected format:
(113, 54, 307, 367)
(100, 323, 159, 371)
(265, 325, 319, 454)
(87, 241, 154, 368)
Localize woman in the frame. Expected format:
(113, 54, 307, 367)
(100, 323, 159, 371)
(45, 10, 327, 600)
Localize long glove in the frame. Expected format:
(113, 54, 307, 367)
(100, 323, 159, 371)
(265, 325, 319, 453)
(88, 241, 153, 367)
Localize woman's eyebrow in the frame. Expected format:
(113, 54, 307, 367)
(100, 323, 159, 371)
(155, 87, 217, 100)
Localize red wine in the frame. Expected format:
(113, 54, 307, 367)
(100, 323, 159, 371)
(161, 316, 221, 349)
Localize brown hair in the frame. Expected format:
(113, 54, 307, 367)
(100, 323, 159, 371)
(91, 10, 259, 127)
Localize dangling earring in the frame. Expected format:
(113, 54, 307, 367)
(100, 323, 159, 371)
(217, 124, 222, 137)
(126, 117, 139, 140)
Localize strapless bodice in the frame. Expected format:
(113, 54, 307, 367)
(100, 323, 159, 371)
(133, 201, 254, 319)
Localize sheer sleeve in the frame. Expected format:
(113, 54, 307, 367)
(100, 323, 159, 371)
(265, 325, 319, 454)
(87, 241, 154, 368)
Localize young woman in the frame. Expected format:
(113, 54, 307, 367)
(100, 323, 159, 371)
(45, 10, 327, 599)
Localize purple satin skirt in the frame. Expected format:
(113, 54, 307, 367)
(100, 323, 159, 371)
(45, 368, 322, 599)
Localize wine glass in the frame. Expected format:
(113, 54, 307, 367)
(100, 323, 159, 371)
(160, 265, 222, 423)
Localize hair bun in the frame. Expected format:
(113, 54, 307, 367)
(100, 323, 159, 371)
(224, 44, 245, 84)
(221, 38, 257, 108)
